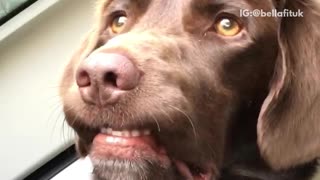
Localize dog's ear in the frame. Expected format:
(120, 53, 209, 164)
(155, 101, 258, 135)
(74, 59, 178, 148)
(257, 0, 320, 170)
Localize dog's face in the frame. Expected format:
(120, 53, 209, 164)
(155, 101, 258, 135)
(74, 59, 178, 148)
(60, 0, 320, 179)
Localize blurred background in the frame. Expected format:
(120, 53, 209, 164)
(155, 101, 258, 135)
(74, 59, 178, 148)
(0, 0, 29, 19)
(0, 0, 93, 179)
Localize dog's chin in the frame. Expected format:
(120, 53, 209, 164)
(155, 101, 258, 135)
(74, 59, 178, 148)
(91, 158, 180, 180)
(84, 132, 214, 180)
(88, 133, 180, 180)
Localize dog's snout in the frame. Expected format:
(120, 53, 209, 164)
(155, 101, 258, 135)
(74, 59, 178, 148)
(76, 53, 141, 105)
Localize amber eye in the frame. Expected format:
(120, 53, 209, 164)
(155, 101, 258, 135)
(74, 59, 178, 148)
(111, 15, 127, 34)
(214, 17, 242, 36)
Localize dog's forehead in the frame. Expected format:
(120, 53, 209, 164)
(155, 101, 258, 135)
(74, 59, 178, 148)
(97, 0, 191, 32)
(98, 0, 275, 13)
(98, 0, 192, 14)
(95, 0, 276, 37)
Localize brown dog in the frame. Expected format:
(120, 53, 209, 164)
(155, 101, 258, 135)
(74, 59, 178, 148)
(60, 0, 320, 179)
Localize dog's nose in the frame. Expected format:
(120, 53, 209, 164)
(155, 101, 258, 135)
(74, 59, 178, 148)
(76, 53, 141, 106)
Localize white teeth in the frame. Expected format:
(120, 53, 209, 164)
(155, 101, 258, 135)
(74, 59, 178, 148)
(100, 128, 111, 134)
(122, 130, 131, 137)
(100, 128, 151, 137)
(112, 131, 123, 137)
(131, 130, 141, 137)
(106, 128, 113, 134)
(143, 130, 151, 136)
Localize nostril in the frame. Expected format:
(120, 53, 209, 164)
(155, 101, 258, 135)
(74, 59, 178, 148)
(76, 69, 91, 87)
(104, 72, 118, 87)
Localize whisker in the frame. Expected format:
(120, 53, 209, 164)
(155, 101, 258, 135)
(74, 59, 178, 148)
(60, 105, 77, 142)
(168, 105, 197, 139)
(62, 117, 68, 143)
(137, 113, 144, 128)
(52, 109, 65, 141)
(48, 103, 63, 136)
(206, 143, 216, 162)
(148, 111, 161, 132)
(160, 109, 174, 124)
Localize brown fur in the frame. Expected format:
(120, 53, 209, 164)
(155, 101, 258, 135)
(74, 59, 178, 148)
(258, 0, 320, 170)
(60, 0, 320, 179)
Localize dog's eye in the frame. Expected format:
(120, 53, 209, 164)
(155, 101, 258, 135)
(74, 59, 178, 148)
(111, 15, 127, 34)
(214, 17, 241, 36)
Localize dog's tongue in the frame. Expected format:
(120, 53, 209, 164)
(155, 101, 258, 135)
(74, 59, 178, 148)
(92, 133, 210, 180)
(174, 160, 213, 180)
(174, 160, 194, 180)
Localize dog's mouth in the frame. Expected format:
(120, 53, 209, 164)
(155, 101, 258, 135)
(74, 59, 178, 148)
(88, 127, 213, 180)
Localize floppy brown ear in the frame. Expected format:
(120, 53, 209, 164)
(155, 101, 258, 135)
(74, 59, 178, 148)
(257, 0, 320, 170)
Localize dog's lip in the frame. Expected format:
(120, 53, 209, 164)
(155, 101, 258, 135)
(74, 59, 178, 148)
(91, 131, 170, 164)
(92, 128, 168, 158)
(95, 129, 163, 155)
(88, 127, 213, 180)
